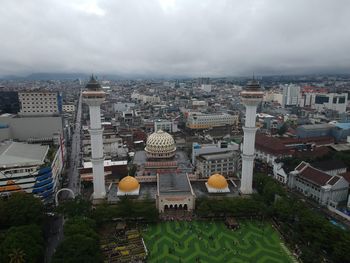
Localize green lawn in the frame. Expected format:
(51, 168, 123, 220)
(142, 220, 296, 263)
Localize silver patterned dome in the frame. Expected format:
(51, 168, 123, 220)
(145, 130, 176, 159)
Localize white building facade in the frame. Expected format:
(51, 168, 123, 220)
(282, 84, 301, 107)
(288, 162, 349, 207)
(18, 91, 62, 116)
(186, 113, 238, 129)
(154, 119, 178, 133)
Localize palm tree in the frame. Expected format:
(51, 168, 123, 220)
(9, 248, 26, 263)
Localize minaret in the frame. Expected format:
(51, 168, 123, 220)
(240, 79, 264, 194)
(82, 75, 106, 200)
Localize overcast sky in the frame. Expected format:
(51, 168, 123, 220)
(1, 0, 350, 77)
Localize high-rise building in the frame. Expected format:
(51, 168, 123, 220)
(282, 84, 300, 107)
(82, 76, 106, 200)
(240, 80, 264, 194)
(18, 91, 62, 116)
(0, 91, 20, 114)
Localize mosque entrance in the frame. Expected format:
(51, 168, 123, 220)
(164, 203, 188, 212)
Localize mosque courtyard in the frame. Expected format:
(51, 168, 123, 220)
(142, 220, 295, 263)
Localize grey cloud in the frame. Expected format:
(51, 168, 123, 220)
(0, 0, 350, 77)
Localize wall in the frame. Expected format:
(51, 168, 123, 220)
(0, 115, 63, 141)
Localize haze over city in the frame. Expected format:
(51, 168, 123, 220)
(1, 1, 350, 263)
(1, 0, 350, 77)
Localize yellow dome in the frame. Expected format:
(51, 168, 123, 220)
(118, 176, 140, 192)
(207, 174, 228, 189)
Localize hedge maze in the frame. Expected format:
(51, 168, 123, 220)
(142, 220, 294, 263)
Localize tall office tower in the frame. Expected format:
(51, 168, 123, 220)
(240, 80, 264, 194)
(82, 76, 106, 200)
(282, 84, 300, 107)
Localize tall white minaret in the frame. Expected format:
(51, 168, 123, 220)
(82, 75, 106, 200)
(240, 79, 264, 194)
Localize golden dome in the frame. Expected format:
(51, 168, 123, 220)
(118, 176, 140, 192)
(207, 174, 228, 189)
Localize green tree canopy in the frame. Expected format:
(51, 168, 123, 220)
(56, 197, 91, 218)
(64, 217, 98, 240)
(52, 234, 102, 263)
(0, 192, 44, 228)
(0, 224, 43, 263)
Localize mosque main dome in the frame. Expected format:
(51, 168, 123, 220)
(118, 176, 140, 192)
(207, 174, 228, 189)
(145, 130, 176, 159)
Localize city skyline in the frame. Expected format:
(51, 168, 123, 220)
(1, 0, 350, 77)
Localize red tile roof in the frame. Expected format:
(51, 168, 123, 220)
(255, 134, 291, 155)
(296, 162, 307, 171)
(299, 166, 332, 186)
(327, 176, 341, 186)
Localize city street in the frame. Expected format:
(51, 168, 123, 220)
(67, 91, 83, 196)
(44, 91, 82, 262)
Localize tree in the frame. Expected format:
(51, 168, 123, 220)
(52, 234, 102, 263)
(64, 217, 98, 240)
(9, 248, 26, 263)
(0, 225, 43, 263)
(0, 192, 44, 228)
(56, 197, 91, 218)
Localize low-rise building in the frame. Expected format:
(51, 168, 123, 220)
(154, 119, 178, 133)
(186, 113, 239, 129)
(288, 162, 349, 207)
(192, 141, 239, 166)
(196, 150, 239, 178)
(62, 104, 75, 113)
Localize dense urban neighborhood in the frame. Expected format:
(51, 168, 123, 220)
(0, 74, 350, 262)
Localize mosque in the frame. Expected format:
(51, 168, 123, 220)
(111, 129, 239, 212)
(84, 76, 261, 212)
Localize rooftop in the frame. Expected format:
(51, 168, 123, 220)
(299, 166, 332, 186)
(198, 151, 237, 161)
(158, 172, 192, 196)
(298, 124, 333, 130)
(312, 159, 347, 172)
(0, 142, 49, 168)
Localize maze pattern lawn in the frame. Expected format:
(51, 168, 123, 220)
(142, 220, 294, 263)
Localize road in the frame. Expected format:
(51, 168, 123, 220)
(66, 91, 83, 196)
(44, 91, 82, 262)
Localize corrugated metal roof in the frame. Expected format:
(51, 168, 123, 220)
(0, 142, 48, 168)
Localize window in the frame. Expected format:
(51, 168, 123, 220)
(315, 95, 329, 104)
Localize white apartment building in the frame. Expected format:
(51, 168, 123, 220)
(299, 92, 348, 113)
(131, 92, 161, 104)
(187, 113, 239, 129)
(200, 84, 212, 92)
(154, 119, 178, 133)
(18, 91, 62, 116)
(313, 93, 347, 113)
(282, 84, 301, 107)
(62, 104, 75, 113)
(196, 151, 238, 178)
(263, 91, 283, 105)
